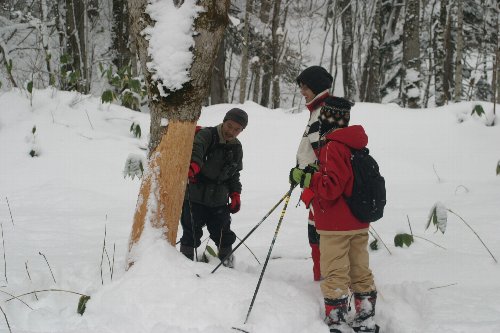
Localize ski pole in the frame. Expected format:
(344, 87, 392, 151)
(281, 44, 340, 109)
(186, 180, 198, 261)
(244, 184, 295, 324)
(211, 184, 297, 274)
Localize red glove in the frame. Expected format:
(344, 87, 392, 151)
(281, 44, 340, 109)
(188, 162, 200, 183)
(300, 188, 314, 208)
(229, 192, 241, 214)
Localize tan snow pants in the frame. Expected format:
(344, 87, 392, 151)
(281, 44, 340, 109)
(319, 231, 376, 300)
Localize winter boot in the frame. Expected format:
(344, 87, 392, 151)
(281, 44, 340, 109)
(310, 242, 321, 281)
(352, 291, 379, 333)
(218, 247, 234, 268)
(324, 298, 356, 333)
(180, 244, 194, 261)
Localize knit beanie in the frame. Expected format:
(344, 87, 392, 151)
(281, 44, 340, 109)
(296, 66, 333, 95)
(319, 96, 354, 135)
(223, 108, 248, 128)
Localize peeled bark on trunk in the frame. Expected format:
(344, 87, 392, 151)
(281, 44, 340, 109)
(239, 0, 253, 103)
(127, 0, 230, 267)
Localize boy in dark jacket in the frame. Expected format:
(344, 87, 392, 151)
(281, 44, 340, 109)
(299, 99, 378, 333)
(179, 108, 248, 268)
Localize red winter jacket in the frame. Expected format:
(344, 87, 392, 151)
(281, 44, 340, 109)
(309, 125, 369, 232)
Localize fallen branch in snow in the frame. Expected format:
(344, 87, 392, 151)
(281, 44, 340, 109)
(369, 226, 392, 255)
(235, 235, 260, 265)
(0, 305, 12, 333)
(38, 252, 56, 283)
(25, 261, 38, 300)
(1, 223, 6, 283)
(0, 289, 33, 309)
(5, 197, 14, 226)
(428, 282, 458, 290)
(5, 288, 88, 302)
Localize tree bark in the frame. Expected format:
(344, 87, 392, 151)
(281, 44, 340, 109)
(127, 0, 230, 266)
(454, 0, 464, 102)
(112, 0, 131, 69)
(239, 0, 253, 103)
(210, 37, 228, 104)
(271, 0, 282, 109)
(340, 0, 356, 100)
(402, 0, 421, 108)
(434, 0, 448, 106)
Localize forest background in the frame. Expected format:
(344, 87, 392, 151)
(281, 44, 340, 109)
(1, 0, 499, 112)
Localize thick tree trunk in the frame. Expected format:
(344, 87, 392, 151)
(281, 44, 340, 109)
(65, 0, 88, 93)
(360, 0, 381, 103)
(402, 0, 421, 108)
(454, 0, 464, 102)
(239, 0, 253, 103)
(340, 0, 356, 100)
(434, 0, 448, 106)
(271, 0, 282, 109)
(210, 38, 227, 104)
(112, 0, 130, 69)
(127, 0, 230, 266)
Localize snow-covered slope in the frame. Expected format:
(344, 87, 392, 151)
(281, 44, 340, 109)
(1, 89, 499, 333)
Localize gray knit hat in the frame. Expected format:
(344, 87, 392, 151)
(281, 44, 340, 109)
(223, 108, 248, 128)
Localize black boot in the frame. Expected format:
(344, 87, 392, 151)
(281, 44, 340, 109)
(180, 244, 194, 261)
(352, 291, 379, 333)
(218, 247, 234, 268)
(324, 297, 355, 333)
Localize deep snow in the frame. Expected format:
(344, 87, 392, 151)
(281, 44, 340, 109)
(0, 89, 500, 333)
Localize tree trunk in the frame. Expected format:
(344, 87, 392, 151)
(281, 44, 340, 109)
(360, 0, 381, 103)
(434, 0, 448, 106)
(210, 37, 228, 104)
(443, 5, 453, 103)
(454, 0, 464, 102)
(65, 0, 88, 93)
(112, 0, 131, 69)
(340, 0, 356, 100)
(127, 0, 230, 267)
(252, 60, 261, 103)
(271, 0, 282, 109)
(239, 0, 253, 103)
(402, 0, 421, 108)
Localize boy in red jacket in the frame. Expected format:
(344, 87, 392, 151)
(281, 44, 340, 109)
(299, 98, 378, 333)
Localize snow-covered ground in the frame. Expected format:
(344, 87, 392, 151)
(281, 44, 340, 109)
(0, 89, 499, 333)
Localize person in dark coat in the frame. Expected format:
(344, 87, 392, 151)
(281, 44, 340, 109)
(179, 108, 248, 268)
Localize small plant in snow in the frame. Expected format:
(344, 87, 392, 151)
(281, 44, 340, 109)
(426, 202, 447, 234)
(123, 153, 146, 179)
(426, 202, 497, 262)
(28, 125, 40, 157)
(130, 122, 141, 138)
(99, 64, 147, 111)
(394, 233, 414, 248)
(496, 160, 500, 176)
(471, 104, 485, 118)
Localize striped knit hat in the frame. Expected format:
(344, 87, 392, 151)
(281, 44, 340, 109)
(319, 96, 355, 135)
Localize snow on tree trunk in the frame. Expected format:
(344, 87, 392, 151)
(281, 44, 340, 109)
(127, 0, 230, 267)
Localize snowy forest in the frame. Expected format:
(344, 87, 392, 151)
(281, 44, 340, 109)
(0, 0, 499, 111)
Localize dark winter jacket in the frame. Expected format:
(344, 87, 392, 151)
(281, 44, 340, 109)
(186, 124, 243, 207)
(309, 125, 369, 233)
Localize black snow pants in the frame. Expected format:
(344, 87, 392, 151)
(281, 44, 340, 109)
(180, 200, 236, 249)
